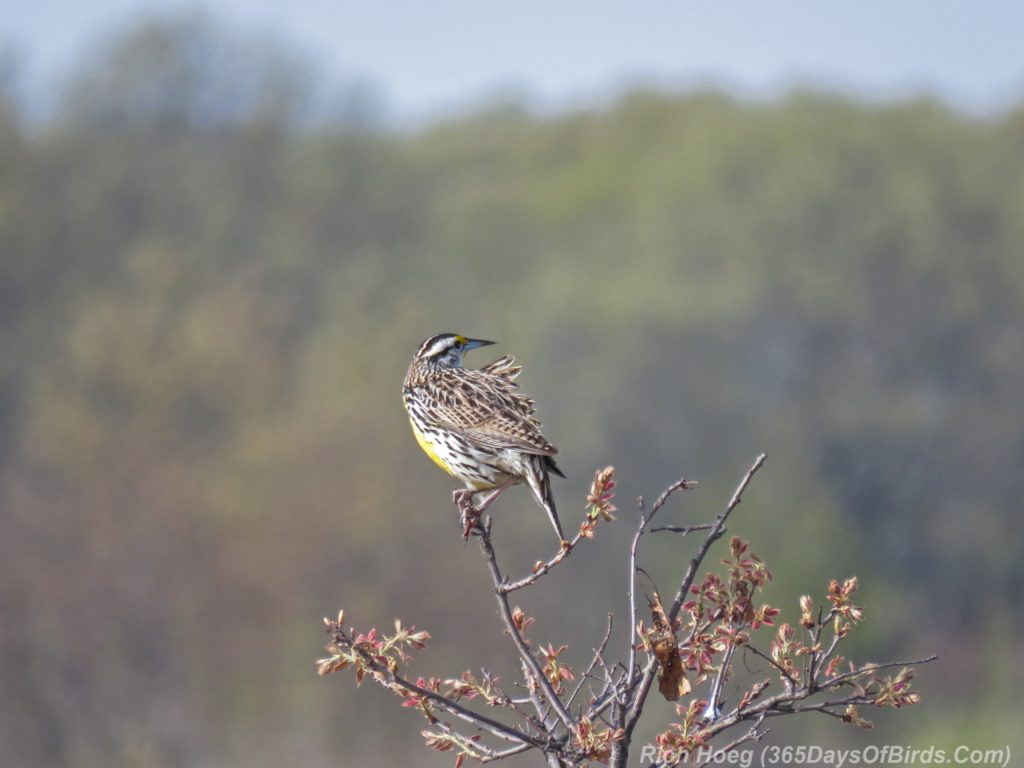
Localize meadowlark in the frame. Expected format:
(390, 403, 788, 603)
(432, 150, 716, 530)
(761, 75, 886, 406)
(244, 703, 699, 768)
(403, 333, 566, 543)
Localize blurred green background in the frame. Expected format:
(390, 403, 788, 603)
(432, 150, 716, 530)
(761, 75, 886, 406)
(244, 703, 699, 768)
(2, 11, 1023, 767)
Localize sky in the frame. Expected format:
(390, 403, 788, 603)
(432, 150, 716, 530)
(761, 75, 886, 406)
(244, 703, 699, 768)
(2, 1, 1023, 124)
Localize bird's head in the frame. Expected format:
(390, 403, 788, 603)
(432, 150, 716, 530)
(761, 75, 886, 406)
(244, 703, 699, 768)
(413, 333, 495, 369)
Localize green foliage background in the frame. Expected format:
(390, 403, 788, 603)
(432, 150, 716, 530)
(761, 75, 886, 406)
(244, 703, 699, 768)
(2, 15, 1021, 767)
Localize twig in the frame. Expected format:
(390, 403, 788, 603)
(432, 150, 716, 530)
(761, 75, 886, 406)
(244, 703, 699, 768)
(520, 659, 556, 735)
(479, 743, 532, 762)
(585, 652, 622, 722)
(498, 680, 551, 735)
(649, 712, 770, 768)
(697, 714, 769, 768)
(666, 454, 766, 626)
(477, 518, 576, 732)
(331, 626, 545, 749)
(650, 523, 714, 534)
(702, 652, 935, 738)
(499, 531, 586, 593)
(816, 623, 845, 680)
(623, 478, 698, 708)
(812, 706, 864, 723)
(705, 639, 737, 720)
(822, 654, 938, 689)
(612, 455, 766, 768)
(567, 613, 614, 709)
(742, 643, 799, 688)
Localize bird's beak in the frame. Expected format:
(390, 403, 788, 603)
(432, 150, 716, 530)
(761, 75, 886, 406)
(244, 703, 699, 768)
(464, 338, 496, 351)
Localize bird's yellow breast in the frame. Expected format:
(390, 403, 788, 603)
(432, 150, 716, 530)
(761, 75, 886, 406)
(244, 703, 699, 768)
(409, 418, 456, 477)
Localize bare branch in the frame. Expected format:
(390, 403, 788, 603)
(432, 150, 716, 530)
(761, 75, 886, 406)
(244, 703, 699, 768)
(705, 639, 738, 720)
(623, 477, 698, 709)
(742, 643, 799, 688)
(650, 523, 714, 535)
(567, 612, 614, 709)
(697, 715, 769, 768)
(327, 625, 545, 749)
(703, 652, 936, 738)
(479, 743, 532, 762)
(499, 533, 584, 593)
(821, 654, 939, 690)
(666, 454, 767, 626)
(477, 518, 576, 732)
(613, 454, 766, 767)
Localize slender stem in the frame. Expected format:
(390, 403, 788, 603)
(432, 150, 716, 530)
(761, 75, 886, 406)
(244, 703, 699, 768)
(816, 624, 844, 681)
(823, 654, 938, 689)
(500, 530, 587, 593)
(697, 652, 935, 740)
(520, 659, 556, 735)
(696, 715, 769, 768)
(612, 455, 766, 768)
(567, 612, 614, 709)
(623, 479, 697, 705)
(335, 629, 544, 748)
(479, 743, 532, 762)
(650, 524, 714, 534)
(743, 643, 798, 688)
(666, 454, 767, 627)
(478, 518, 576, 732)
(706, 639, 737, 719)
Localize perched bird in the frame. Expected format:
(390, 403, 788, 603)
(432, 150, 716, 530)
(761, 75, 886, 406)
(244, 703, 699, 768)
(402, 333, 566, 543)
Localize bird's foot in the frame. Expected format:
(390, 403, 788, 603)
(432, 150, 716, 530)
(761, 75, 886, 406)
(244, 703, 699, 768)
(453, 489, 484, 539)
(460, 508, 484, 540)
(453, 488, 477, 512)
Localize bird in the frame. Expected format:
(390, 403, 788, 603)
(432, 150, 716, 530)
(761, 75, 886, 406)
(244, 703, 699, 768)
(402, 333, 566, 543)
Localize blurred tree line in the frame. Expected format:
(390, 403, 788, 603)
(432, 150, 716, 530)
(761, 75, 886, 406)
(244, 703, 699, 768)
(1, 14, 1022, 768)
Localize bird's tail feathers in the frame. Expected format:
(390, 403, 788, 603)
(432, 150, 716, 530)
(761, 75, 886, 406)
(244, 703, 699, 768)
(544, 455, 566, 479)
(527, 456, 565, 542)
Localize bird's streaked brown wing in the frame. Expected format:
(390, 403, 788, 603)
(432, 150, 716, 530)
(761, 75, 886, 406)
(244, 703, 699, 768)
(417, 365, 557, 456)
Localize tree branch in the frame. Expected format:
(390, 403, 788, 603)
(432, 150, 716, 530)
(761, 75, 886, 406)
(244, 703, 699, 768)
(623, 478, 698, 707)
(650, 524, 714, 535)
(326, 624, 546, 749)
(499, 531, 585, 593)
(667, 454, 767, 626)
(477, 518, 576, 733)
(613, 454, 766, 767)
(821, 654, 938, 689)
(323, 452, 932, 767)
(696, 715, 769, 768)
(567, 612, 614, 709)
